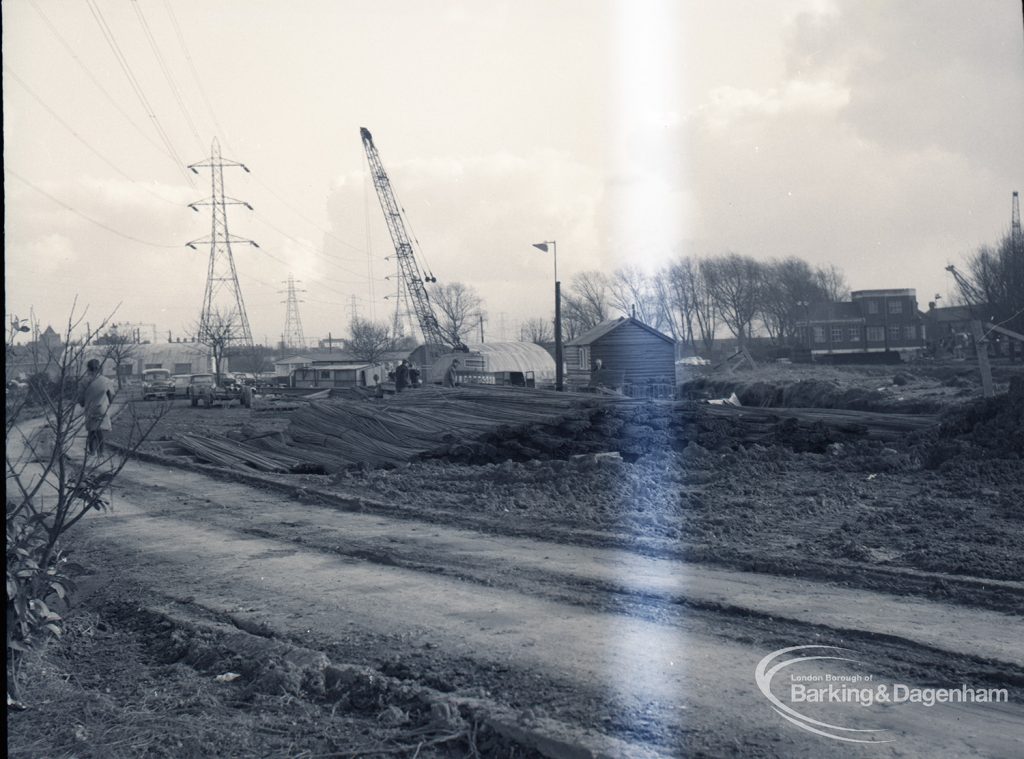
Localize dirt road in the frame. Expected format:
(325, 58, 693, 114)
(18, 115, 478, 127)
(62, 458, 1024, 758)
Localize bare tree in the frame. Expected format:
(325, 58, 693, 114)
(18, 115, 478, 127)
(94, 330, 136, 390)
(345, 316, 395, 363)
(962, 233, 1024, 335)
(429, 282, 485, 347)
(814, 263, 850, 302)
(194, 309, 239, 386)
(228, 343, 275, 378)
(609, 266, 662, 328)
(654, 257, 719, 355)
(6, 306, 166, 705)
(758, 258, 831, 344)
(562, 271, 611, 339)
(522, 317, 553, 344)
(701, 253, 763, 346)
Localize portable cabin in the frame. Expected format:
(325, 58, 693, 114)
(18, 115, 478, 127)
(291, 362, 377, 389)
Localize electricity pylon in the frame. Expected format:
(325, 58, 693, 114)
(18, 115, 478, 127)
(280, 274, 307, 351)
(186, 137, 257, 346)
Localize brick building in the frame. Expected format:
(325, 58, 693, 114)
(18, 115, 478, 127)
(796, 289, 926, 360)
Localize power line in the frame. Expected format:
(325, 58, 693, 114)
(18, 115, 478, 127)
(130, 0, 205, 153)
(252, 212, 371, 281)
(6, 167, 180, 249)
(85, 0, 194, 186)
(162, 0, 231, 149)
(27, 0, 177, 165)
(3, 63, 182, 208)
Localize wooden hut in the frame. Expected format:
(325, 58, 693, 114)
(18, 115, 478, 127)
(564, 317, 675, 391)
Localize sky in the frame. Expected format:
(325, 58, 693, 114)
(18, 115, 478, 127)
(4, 0, 1023, 346)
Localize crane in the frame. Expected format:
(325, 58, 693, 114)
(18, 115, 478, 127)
(944, 264, 987, 314)
(360, 127, 467, 352)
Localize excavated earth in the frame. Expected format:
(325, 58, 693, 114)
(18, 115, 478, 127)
(9, 363, 1024, 758)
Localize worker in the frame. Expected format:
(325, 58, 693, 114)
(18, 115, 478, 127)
(78, 358, 116, 456)
(443, 359, 460, 388)
(408, 364, 421, 389)
(372, 374, 384, 399)
(395, 360, 410, 393)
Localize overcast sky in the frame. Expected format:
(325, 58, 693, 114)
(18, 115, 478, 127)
(4, 0, 1023, 345)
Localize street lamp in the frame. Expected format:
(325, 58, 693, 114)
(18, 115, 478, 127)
(532, 241, 562, 391)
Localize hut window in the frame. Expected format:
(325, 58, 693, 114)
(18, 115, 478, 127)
(579, 346, 590, 369)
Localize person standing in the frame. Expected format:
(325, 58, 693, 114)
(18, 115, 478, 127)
(78, 358, 116, 456)
(443, 359, 460, 388)
(395, 360, 410, 393)
(408, 364, 421, 389)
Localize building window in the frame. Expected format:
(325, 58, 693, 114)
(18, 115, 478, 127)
(174, 363, 191, 374)
(579, 346, 590, 369)
(830, 327, 843, 342)
(144, 363, 163, 370)
(813, 326, 826, 343)
(866, 300, 879, 314)
(867, 326, 884, 342)
(320, 370, 330, 380)
(888, 325, 901, 341)
(903, 325, 916, 340)
(847, 327, 860, 342)
(888, 299, 903, 314)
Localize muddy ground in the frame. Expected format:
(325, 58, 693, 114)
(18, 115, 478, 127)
(9, 359, 1024, 757)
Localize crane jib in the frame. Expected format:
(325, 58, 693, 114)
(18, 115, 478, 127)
(360, 127, 465, 351)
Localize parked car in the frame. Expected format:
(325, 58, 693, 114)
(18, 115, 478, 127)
(171, 374, 192, 397)
(185, 374, 215, 401)
(141, 368, 174, 400)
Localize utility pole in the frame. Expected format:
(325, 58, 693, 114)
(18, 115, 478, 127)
(280, 274, 307, 351)
(186, 137, 257, 347)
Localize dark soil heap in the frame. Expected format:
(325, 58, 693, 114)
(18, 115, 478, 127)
(935, 377, 1024, 458)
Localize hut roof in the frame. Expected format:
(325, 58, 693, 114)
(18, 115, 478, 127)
(566, 317, 674, 347)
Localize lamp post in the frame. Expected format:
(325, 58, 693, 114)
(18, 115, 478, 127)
(532, 241, 562, 390)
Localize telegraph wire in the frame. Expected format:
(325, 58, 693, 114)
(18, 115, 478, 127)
(6, 167, 181, 249)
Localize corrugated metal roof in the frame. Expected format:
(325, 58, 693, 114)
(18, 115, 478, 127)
(427, 342, 556, 382)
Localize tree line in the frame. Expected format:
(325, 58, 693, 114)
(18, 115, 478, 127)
(555, 254, 849, 354)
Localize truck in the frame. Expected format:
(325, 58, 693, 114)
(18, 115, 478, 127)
(190, 376, 244, 408)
